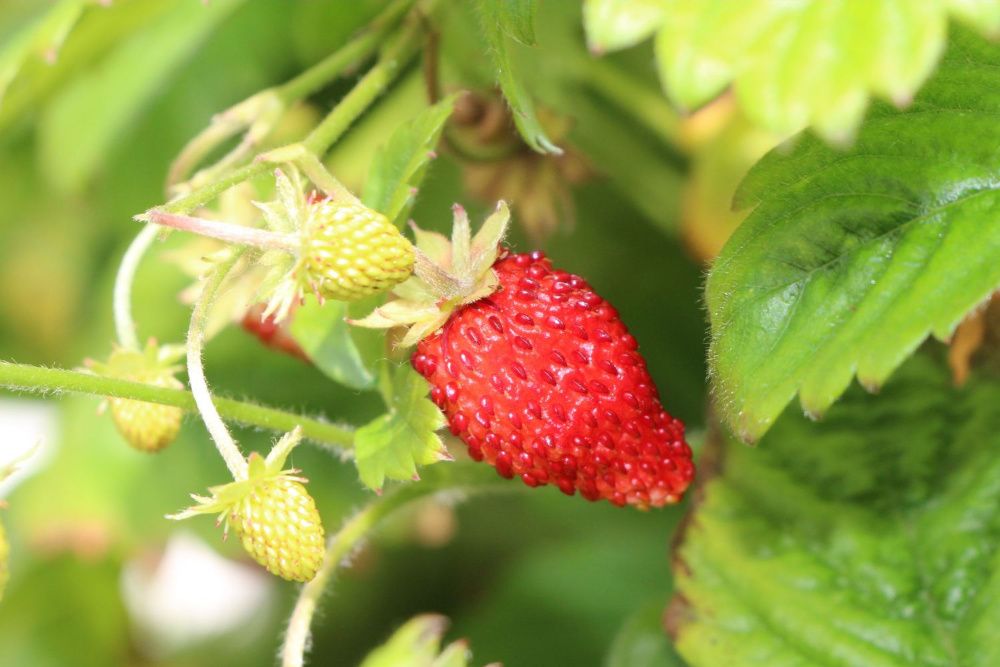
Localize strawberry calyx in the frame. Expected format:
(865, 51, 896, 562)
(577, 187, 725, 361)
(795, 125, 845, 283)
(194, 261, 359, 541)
(168, 427, 307, 531)
(351, 201, 511, 346)
(85, 338, 184, 387)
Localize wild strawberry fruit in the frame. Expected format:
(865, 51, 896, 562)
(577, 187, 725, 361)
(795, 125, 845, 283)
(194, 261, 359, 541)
(170, 428, 325, 582)
(354, 204, 694, 508)
(86, 340, 184, 453)
(141, 168, 414, 323)
(241, 303, 308, 361)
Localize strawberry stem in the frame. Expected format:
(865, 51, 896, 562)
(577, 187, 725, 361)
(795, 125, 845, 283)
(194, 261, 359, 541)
(186, 249, 251, 479)
(0, 362, 355, 450)
(280, 463, 516, 667)
(113, 223, 160, 351)
(142, 211, 300, 253)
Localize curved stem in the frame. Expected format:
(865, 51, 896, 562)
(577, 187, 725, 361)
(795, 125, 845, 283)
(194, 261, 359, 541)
(187, 249, 250, 479)
(0, 362, 355, 451)
(113, 224, 160, 350)
(281, 464, 512, 667)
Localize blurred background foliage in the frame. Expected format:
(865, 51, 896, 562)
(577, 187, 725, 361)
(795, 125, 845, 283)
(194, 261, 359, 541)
(0, 0, 770, 664)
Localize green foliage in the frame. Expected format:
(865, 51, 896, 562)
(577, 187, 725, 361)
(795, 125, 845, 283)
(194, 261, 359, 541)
(475, 0, 561, 154)
(360, 615, 470, 667)
(707, 27, 1000, 441)
(353, 363, 449, 491)
(605, 601, 685, 667)
(674, 354, 1000, 666)
(586, 0, 1000, 142)
(289, 297, 375, 390)
(37, 0, 245, 192)
(362, 95, 458, 225)
(0, 0, 87, 107)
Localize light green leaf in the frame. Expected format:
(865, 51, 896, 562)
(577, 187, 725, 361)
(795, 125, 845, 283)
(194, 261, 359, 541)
(644, 0, 1000, 142)
(673, 354, 1000, 667)
(0, 0, 87, 109)
(288, 297, 375, 391)
(38, 0, 244, 192)
(605, 601, 685, 667)
(583, 0, 666, 54)
(707, 28, 1000, 441)
(360, 615, 469, 667)
(353, 364, 448, 491)
(476, 0, 561, 155)
(362, 95, 458, 225)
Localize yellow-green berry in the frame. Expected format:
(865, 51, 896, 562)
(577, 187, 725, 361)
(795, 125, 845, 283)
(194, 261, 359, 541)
(231, 475, 325, 582)
(108, 375, 183, 453)
(301, 197, 414, 302)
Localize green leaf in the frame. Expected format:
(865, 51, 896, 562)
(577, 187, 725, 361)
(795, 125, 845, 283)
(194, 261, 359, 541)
(288, 297, 375, 391)
(583, 0, 666, 54)
(353, 364, 448, 491)
(0, 0, 87, 109)
(644, 0, 1000, 142)
(673, 354, 1000, 667)
(605, 601, 685, 667)
(362, 94, 458, 225)
(37, 0, 244, 192)
(476, 0, 561, 155)
(706, 28, 1000, 441)
(490, 0, 537, 45)
(360, 615, 469, 667)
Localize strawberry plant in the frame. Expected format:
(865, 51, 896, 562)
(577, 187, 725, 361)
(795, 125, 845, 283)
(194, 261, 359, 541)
(0, 1, 998, 665)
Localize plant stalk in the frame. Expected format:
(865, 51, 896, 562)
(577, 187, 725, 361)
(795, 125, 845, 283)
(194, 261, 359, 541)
(141, 211, 300, 252)
(280, 464, 510, 667)
(0, 362, 355, 451)
(113, 223, 161, 351)
(186, 249, 251, 478)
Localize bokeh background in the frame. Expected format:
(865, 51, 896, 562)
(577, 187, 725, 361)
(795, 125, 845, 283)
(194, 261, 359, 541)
(0, 1, 767, 664)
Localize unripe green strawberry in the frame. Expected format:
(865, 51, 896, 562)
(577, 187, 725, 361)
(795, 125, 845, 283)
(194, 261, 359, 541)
(170, 428, 326, 582)
(108, 380, 183, 453)
(230, 473, 324, 582)
(0, 515, 8, 602)
(301, 195, 414, 302)
(86, 340, 185, 453)
(142, 168, 415, 324)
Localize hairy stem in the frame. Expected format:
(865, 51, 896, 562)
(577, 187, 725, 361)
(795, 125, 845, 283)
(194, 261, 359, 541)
(142, 211, 299, 252)
(281, 464, 510, 667)
(113, 224, 161, 351)
(169, 0, 415, 189)
(160, 4, 425, 218)
(0, 362, 355, 451)
(275, 0, 414, 104)
(186, 250, 250, 478)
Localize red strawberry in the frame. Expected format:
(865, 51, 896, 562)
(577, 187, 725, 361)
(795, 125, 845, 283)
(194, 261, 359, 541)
(242, 303, 308, 361)
(354, 203, 693, 508)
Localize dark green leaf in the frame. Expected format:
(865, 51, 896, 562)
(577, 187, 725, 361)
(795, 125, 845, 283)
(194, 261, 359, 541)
(707, 28, 1000, 441)
(289, 297, 375, 391)
(362, 95, 457, 225)
(674, 354, 1000, 666)
(476, 0, 561, 155)
(353, 364, 448, 491)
